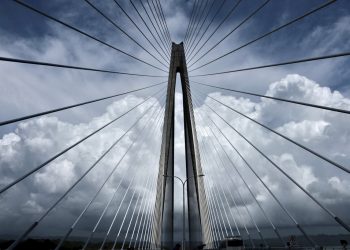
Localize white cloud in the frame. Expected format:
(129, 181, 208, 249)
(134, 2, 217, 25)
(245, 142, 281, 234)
(0, 94, 163, 236)
(34, 159, 76, 194)
(276, 120, 329, 142)
(195, 74, 350, 230)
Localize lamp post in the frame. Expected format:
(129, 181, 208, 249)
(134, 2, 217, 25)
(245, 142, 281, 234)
(163, 174, 205, 250)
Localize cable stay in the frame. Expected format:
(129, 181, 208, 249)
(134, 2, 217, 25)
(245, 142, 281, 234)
(195, 87, 350, 174)
(0, 87, 165, 196)
(101, 105, 164, 249)
(0, 80, 165, 127)
(205, 133, 270, 246)
(195, 172, 213, 248)
(212, 176, 236, 236)
(139, 174, 159, 249)
(199, 137, 239, 237)
(185, 0, 207, 54)
(185, 0, 204, 50)
(200, 144, 241, 238)
(133, 105, 165, 250)
(112, 142, 159, 250)
(204, 184, 218, 248)
(206, 176, 229, 237)
(132, 163, 160, 250)
(81, 159, 129, 250)
(0, 56, 167, 78)
(188, 0, 270, 69)
(205, 176, 225, 241)
(184, 0, 199, 45)
(208, 156, 237, 236)
(151, 0, 171, 46)
(146, 0, 170, 49)
(129, 0, 171, 61)
(54, 98, 165, 250)
(215, 141, 278, 245)
(112, 180, 139, 249)
(132, 114, 165, 249)
(190, 0, 337, 71)
(137, 0, 171, 57)
(192, 80, 350, 115)
(201, 113, 287, 245)
(195, 114, 267, 246)
(186, 0, 215, 55)
(6, 95, 164, 250)
(139, 179, 159, 249)
(191, 89, 285, 246)
(80, 115, 161, 249)
(206, 192, 220, 248)
(13, 0, 167, 72)
(203, 144, 256, 247)
(149, 0, 171, 46)
(203, 175, 223, 240)
(99, 175, 137, 249)
(123, 107, 165, 250)
(133, 178, 156, 249)
(201, 98, 350, 234)
(186, 0, 243, 65)
(112, 176, 150, 250)
(112, 0, 170, 65)
(81, 135, 159, 250)
(199, 168, 220, 249)
(111, 102, 164, 250)
(210, 177, 230, 238)
(186, 0, 227, 60)
(191, 92, 317, 246)
(185, 0, 211, 55)
(190, 51, 350, 76)
(200, 112, 286, 245)
(84, 0, 168, 69)
(121, 174, 152, 250)
(156, 0, 173, 44)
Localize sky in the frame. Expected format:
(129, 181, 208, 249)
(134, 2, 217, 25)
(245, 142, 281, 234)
(0, 0, 350, 247)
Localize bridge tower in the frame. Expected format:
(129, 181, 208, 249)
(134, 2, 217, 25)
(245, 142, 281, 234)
(152, 43, 211, 249)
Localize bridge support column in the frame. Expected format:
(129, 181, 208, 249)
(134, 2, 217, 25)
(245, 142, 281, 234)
(152, 43, 211, 250)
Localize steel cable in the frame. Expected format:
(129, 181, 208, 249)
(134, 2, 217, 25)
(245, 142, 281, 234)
(112, 0, 169, 65)
(130, 0, 171, 61)
(0, 56, 167, 78)
(203, 99, 350, 234)
(191, 80, 350, 115)
(186, 0, 242, 65)
(54, 98, 164, 250)
(190, 0, 337, 71)
(186, 0, 227, 61)
(13, 0, 167, 72)
(138, 0, 171, 56)
(84, 0, 168, 69)
(191, 88, 281, 246)
(186, 0, 215, 56)
(0, 87, 166, 195)
(188, 0, 270, 69)
(0, 81, 165, 127)
(186, 0, 210, 55)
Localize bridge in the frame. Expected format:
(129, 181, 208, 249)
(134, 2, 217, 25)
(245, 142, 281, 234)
(0, 0, 349, 249)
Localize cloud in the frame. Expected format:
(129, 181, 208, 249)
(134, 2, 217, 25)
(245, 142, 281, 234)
(1, 0, 350, 244)
(195, 74, 350, 233)
(0, 95, 163, 237)
(276, 120, 329, 143)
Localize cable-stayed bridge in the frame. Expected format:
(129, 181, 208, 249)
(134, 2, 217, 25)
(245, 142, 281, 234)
(0, 0, 350, 249)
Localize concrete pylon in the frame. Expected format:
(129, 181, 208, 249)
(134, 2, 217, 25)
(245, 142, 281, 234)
(152, 43, 211, 250)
